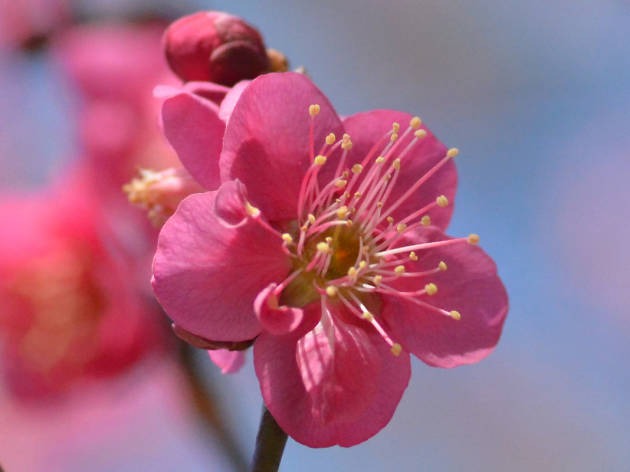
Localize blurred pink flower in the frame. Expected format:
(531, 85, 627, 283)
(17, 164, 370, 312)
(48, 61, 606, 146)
(0, 0, 69, 50)
(0, 169, 164, 399)
(151, 72, 508, 446)
(53, 22, 180, 191)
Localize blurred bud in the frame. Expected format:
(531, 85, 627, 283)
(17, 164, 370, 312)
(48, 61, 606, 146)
(124, 167, 205, 226)
(267, 48, 289, 72)
(164, 11, 270, 86)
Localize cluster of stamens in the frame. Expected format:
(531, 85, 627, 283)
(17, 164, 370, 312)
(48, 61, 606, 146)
(272, 105, 479, 356)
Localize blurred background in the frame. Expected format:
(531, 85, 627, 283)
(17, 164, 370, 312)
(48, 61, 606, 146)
(1, 0, 629, 471)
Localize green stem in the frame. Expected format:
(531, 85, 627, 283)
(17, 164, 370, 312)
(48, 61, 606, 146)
(251, 406, 288, 472)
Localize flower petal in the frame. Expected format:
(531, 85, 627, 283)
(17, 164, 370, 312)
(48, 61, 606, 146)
(343, 110, 456, 230)
(208, 349, 245, 374)
(384, 227, 508, 367)
(220, 72, 344, 222)
(218, 79, 250, 122)
(152, 181, 291, 342)
(254, 312, 410, 447)
(254, 283, 304, 335)
(161, 91, 225, 190)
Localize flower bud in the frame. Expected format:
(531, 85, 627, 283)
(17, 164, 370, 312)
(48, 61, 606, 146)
(163, 11, 270, 86)
(123, 167, 205, 226)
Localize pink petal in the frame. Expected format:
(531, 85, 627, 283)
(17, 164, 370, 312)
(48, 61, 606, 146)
(342, 110, 457, 230)
(254, 283, 304, 335)
(384, 227, 508, 368)
(254, 314, 411, 447)
(161, 91, 225, 190)
(220, 72, 344, 222)
(183, 81, 230, 105)
(218, 80, 250, 122)
(208, 349, 245, 374)
(152, 181, 292, 342)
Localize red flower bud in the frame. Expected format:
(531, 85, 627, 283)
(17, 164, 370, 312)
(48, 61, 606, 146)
(163, 11, 270, 86)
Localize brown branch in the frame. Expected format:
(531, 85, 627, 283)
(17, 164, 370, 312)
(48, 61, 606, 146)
(250, 406, 288, 472)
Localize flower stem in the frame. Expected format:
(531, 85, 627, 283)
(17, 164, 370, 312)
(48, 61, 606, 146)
(251, 406, 288, 472)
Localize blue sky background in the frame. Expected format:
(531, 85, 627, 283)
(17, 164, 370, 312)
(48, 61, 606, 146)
(1, 1, 629, 470)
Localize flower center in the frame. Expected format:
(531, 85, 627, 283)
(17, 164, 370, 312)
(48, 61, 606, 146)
(272, 105, 479, 355)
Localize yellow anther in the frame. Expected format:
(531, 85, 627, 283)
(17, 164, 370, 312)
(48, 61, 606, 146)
(325, 286, 338, 297)
(326, 133, 336, 145)
(359, 260, 367, 269)
(372, 275, 383, 286)
(342, 170, 350, 178)
(336, 206, 348, 219)
(438, 261, 447, 271)
(391, 343, 402, 356)
(447, 147, 459, 158)
(436, 195, 449, 207)
(362, 311, 374, 321)
(425, 283, 438, 296)
(375, 156, 385, 164)
(392, 122, 400, 133)
(316, 242, 330, 253)
(450, 310, 461, 321)
(467, 233, 480, 245)
(396, 223, 407, 233)
(281, 233, 293, 244)
(393, 158, 401, 171)
(335, 179, 348, 188)
(377, 201, 384, 208)
(409, 251, 418, 261)
(387, 216, 395, 224)
(410, 116, 422, 129)
(394, 265, 406, 274)
(390, 133, 399, 142)
(421, 215, 431, 226)
(348, 266, 358, 278)
(384, 173, 392, 181)
(354, 192, 362, 199)
(341, 139, 353, 150)
(309, 104, 320, 117)
(308, 214, 316, 224)
(245, 202, 260, 217)
(351, 164, 363, 174)
(343, 191, 351, 200)
(414, 129, 427, 139)
(325, 236, 333, 244)
(314, 155, 327, 166)
(343, 133, 351, 140)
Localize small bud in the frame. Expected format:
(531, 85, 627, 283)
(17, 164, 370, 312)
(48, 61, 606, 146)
(163, 11, 270, 85)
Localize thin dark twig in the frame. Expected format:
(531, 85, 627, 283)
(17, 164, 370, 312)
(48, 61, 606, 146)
(178, 342, 248, 472)
(251, 406, 288, 472)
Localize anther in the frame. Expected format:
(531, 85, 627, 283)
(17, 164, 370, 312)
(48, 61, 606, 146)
(335, 179, 348, 188)
(410, 116, 422, 129)
(393, 158, 401, 171)
(386, 216, 395, 224)
(308, 214, 316, 224)
(373, 275, 383, 285)
(314, 155, 327, 166)
(375, 156, 385, 164)
(439, 261, 447, 271)
(390, 133, 399, 142)
(359, 261, 367, 269)
(281, 233, 293, 244)
(326, 133, 336, 145)
(351, 164, 363, 174)
(326, 286, 338, 297)
(391, 343, 402, 356)
(450, 310, 461, 320)
(414, 129, 427, 139)
(309, 104, 320, 117)
(396, 223, 407, 233)
(421, 215, 431, 226)
(409, 251, 418, 261)
(392, 122, 400, 133)
(354, 192, 362, 199)
(447, 148, 459, 158)
(316, 242, 331, 253)
(425, 283, 438, 296)
(336, 206, 348, 219)
(436, 195, 449, 207)
(348, 267, 358, 279)
(467, 233, 480, 245)
(394, 265, 406, 274)
(245, 202, 260, 217)
(361, 311, 374, 322)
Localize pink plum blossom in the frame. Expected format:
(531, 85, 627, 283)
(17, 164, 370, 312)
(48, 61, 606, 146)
(0, 170, 164, 399)
(152, 72, 508, 446)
